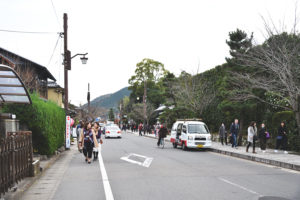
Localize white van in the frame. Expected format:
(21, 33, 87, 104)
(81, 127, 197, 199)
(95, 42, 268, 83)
(170, 119, 212, 150)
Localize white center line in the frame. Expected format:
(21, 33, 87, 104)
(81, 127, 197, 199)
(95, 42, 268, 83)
(219, 177, 262, 197)
(98, 146, 114, 200)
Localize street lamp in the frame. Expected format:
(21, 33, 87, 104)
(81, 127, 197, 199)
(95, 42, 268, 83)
(71, 53, 88, 64)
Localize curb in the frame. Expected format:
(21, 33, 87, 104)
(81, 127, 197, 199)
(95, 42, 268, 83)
(128, 131, 300, 172)
(209, 148, 300, 172)
(3, 151, 63, 200)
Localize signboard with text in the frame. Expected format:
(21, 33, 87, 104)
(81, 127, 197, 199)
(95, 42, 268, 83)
(66, 115, 71, 149)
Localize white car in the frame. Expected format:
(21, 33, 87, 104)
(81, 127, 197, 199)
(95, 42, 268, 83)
(105, 125, 122, 138)
(170, 119, 212, 150)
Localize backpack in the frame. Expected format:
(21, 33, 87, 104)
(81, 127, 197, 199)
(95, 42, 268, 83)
(84, 129, 93, 144)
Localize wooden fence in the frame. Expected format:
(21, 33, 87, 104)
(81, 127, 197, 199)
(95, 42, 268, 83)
(0, 131, 33, 197)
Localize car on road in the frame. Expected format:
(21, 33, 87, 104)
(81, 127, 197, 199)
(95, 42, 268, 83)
(105, 125, 122, 138)
(170, 119, 212, 150)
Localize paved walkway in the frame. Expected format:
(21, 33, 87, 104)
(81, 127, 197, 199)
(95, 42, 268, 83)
(127, 131, 300, 171)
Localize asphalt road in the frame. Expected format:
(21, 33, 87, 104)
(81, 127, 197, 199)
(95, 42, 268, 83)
(23, 131, 300, 200)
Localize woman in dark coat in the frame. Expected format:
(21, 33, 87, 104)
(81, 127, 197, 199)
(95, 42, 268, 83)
(275, 122, 288, 154)
(258, 123, 267, 152)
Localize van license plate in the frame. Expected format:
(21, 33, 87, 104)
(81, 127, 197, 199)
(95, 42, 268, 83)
(197, 144, 203, 148)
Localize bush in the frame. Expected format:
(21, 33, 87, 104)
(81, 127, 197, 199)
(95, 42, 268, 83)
(3, 93, 65, 155)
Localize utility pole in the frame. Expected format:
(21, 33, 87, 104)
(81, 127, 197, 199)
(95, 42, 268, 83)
(87, 83, 90, 115)
(62, 13, 88, 112)
(143, 80, 147, 126)
(63, 13, 69, 111)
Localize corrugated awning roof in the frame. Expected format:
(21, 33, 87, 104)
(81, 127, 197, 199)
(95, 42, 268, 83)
(0, 64, 31, 104)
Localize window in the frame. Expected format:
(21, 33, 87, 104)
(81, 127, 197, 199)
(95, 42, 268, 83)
(182, 125, 187, 133)
(188, 124, 209, 134)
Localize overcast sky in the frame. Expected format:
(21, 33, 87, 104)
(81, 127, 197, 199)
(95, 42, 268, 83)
(0, 0, 298, 106)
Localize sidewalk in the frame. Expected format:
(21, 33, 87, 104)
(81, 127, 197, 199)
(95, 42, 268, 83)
(127, 131, 300, 172)
(2, 145, 68, 200)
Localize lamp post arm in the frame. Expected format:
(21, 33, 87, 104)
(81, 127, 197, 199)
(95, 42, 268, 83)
(71, 53, 88, 59)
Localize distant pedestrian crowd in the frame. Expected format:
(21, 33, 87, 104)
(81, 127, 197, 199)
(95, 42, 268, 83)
(219, 119, 289, 154)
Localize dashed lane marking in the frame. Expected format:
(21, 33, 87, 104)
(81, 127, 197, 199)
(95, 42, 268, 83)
(219, 177, 262, 197)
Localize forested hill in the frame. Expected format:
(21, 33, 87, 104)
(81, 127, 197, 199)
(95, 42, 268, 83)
(87, 87, 131, 109)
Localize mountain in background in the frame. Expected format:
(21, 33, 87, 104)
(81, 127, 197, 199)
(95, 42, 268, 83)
(87, 87, 131, 110)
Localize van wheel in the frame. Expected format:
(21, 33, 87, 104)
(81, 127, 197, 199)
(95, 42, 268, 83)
(173, 143, 177, 148)
(182, 142, 187, 151)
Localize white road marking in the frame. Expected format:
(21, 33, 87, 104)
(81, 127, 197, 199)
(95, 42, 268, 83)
(121, 153, 153, 168)
(219, 177, 262, 197)
(98, 146, 114, 200)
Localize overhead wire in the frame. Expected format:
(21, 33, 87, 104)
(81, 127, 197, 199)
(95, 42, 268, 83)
(0, 29, 58, 34)
(47, 33, 61, 67)
(50, 0, 62, 30)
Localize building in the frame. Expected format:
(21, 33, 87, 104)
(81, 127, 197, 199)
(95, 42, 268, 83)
(0, 47, 56, 99)
(47, 81, 64, 108)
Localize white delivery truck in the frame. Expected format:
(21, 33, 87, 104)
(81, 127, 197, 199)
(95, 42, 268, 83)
(170, 119, 212, 150)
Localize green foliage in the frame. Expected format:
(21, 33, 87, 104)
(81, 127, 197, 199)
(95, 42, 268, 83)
(272, 111, 295, 127)
(3, 93, 65, 155)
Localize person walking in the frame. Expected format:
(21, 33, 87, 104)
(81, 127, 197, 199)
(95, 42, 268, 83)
(76, 121, 84, 152)
(92, 122, 103, 161)
(79, 122, 99, 164)
(157, 124, 168, 146)
(219, 123, 227, 145)
(138, 123, 143, 136)
(275, 122, 288, 154)
(230, 119, 239, 149)
(259, 123, 267, 153)
(246, 121, 257, 153)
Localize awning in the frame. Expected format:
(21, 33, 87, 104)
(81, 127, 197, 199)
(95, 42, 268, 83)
(0, 64, 31, 104)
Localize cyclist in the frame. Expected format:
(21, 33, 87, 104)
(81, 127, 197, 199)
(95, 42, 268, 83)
(157, 124, 167, 146)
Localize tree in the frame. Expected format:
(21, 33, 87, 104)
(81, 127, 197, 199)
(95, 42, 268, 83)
(234, 21, 300, 135)
(172, 71, 216, 118)
(128, 103, 156, 125)
(128, 58, 167, 124)
(226, 28, 253, 64)
(108, 108, 115, 121)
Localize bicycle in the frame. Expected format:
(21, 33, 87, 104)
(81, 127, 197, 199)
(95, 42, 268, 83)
(158, 137, 165, 149)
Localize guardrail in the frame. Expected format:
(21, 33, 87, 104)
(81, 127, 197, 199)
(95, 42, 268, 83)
(0, 131, 33, 197)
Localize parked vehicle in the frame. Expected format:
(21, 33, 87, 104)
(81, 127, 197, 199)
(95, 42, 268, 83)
(170, 119, 212, 150)
(105, 125, 122, 138)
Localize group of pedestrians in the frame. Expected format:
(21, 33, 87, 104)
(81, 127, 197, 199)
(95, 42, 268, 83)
(77, 121, 103, 164)
(219, 119, 289, 154)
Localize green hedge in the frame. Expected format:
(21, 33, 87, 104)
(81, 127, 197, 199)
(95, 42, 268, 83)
(3, 93, 65, 155)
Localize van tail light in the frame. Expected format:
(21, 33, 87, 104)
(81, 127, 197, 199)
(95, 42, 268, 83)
(117, 131, 121, 133)
(106, 131, 110, 134)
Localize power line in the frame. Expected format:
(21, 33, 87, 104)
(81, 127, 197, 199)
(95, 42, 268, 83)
(0, 29, 58, 34)
(47, 34, 61, 67)
(50, 0, 62, 30)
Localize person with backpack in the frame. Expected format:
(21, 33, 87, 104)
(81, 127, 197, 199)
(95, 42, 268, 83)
(246, 121, 257, 153)
(275, 122, 288, 154)
(79, 122, 99, 164)
(92, 122, 103, 161)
